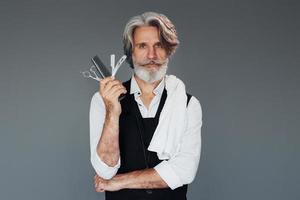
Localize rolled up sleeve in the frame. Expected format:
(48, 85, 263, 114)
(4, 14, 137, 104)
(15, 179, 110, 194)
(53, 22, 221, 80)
(154, 96, 202, 190)
(89, 92, 120, 179)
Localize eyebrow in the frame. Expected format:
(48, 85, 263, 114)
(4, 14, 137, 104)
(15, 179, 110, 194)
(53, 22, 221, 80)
(134, 41, 162, 46)
(134, 42, 146, 45)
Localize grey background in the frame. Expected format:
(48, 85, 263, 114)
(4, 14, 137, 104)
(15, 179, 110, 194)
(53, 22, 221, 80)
(0, 0, 299, 199)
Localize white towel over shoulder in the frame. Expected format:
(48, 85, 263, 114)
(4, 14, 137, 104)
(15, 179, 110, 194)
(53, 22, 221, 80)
(148, 75, 188, 160)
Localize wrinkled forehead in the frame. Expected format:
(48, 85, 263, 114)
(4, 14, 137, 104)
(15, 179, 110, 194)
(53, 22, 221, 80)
(132, 25, 161, 44)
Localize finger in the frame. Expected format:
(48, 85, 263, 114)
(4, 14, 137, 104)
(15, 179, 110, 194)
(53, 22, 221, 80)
(94, 180, 101, 189)
(99, 77, 115, 93)
(95, 185, 103, 192)
(100, 76, 114, 85)
(102, 77, 120, 88)
(114, 88, 127, 98)
(96, 187, 105, 192)
(105, 84, 126, 97)
(95, 180, 106, 192)
(101, 80, 121, 95)
(104, 80, 122, 92)
(105, 88, 127, 102)
(102, 82, 124, 98)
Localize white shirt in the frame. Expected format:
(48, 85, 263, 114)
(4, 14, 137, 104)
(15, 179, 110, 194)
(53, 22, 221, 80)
(89, 75, 202, 190)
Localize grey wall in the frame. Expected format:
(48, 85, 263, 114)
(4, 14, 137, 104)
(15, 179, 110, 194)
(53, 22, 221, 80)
(1, 0, 299, 200)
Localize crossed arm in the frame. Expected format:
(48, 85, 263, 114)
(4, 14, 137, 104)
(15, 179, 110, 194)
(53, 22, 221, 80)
(94, 168, 168, 192)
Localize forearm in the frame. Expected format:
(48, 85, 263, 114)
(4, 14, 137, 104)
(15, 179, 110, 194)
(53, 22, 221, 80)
(97, 112, 120, 166)
(112, 168, 168, 189)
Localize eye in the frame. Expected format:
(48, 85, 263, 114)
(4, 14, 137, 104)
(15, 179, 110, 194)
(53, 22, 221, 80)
(154, 42, 163, 49)
(138, 43, 146, 49)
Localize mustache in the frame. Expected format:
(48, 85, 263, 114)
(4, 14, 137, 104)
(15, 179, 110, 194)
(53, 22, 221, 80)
(140, 59, 167, 66)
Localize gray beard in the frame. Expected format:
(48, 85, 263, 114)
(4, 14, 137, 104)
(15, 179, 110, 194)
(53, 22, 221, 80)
(133, 58, 168, 84)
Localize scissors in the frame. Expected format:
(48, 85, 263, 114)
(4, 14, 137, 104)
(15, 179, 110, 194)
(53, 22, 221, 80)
(80, 65, 101, 82)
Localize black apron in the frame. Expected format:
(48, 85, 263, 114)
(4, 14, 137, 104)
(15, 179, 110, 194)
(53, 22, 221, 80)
(105, 79, 191, 200)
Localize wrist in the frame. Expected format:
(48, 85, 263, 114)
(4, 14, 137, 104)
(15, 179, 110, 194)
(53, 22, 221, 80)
(106, 110, 120, 120)
(111, 174, 127, 190)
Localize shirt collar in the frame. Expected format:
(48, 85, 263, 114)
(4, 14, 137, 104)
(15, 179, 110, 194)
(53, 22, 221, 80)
(130, 74, 165, 96)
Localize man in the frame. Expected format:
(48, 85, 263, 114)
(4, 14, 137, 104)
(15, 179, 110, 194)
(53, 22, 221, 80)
(89, 12, 202, 200)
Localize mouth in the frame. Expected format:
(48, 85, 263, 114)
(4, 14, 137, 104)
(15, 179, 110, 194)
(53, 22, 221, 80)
(145, 64, 158, 67)
(143, 63, 160, 68)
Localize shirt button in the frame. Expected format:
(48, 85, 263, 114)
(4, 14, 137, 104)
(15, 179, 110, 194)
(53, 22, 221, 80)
(146, 189, 152, 194)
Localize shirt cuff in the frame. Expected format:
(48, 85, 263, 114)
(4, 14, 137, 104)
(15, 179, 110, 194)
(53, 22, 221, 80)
(91, 151, 120, 180)
(154, 160, 183, 190)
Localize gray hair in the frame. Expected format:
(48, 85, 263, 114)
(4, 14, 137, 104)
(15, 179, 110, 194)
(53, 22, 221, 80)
(123, 12, 179, 68)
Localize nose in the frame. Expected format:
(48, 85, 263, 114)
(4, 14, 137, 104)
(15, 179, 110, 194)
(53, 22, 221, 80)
(147, 46, 157, 60)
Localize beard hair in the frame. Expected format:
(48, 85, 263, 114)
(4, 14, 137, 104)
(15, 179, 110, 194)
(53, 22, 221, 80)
(132, 56, 169, 84)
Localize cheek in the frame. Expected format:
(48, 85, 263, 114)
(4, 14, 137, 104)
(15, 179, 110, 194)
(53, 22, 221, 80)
(157, 50, 167, 59)
(133, 49, 147, 60)
(155, 46, 167, 56)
